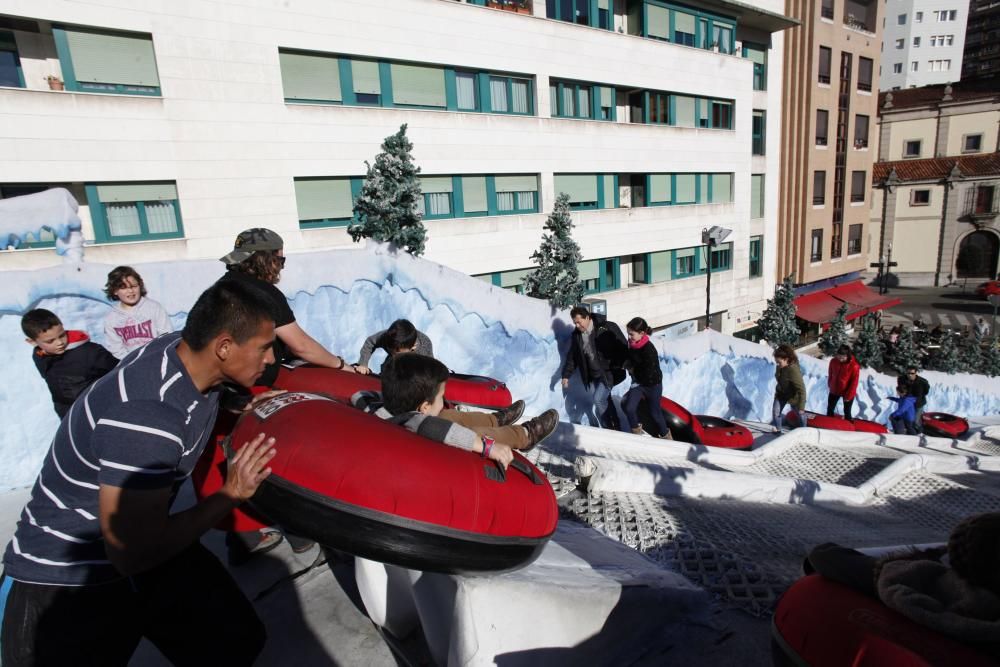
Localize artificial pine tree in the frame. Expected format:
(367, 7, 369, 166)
(523, 194, 585, 309)
(927, 329, 960, 374)
(757, 276, 800, 348)
(853, 314, 884, 369)
(348, 124, 427, 256)
(819, 304, 850, 356)
(982, 337, 1000, 377)
(958, 333, 984, 373)
(889, 327, 923, 375)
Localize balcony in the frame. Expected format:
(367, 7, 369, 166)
(485, 0, 532, 14)
(963, 185, 999, 223)
(843, 0, 877, 33)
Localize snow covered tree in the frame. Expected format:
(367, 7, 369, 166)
(959, 333, 984, 374)
(927, 329, 960, 374)
(348, 124, 427, 256)
(758, 276, 800, 348)
(983, 337, 1000, 377)
(889, 327, 922, 375)
(523, 193, 585, 309)
(853, 314, 883, 369)
(819, 304, 849, 356)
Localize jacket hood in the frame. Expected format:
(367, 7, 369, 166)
(34, 330, 89, 357)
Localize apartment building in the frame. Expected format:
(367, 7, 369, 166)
(0, 0, 794, 335)
(870, 81, 1000, 286)
(880, 0, 968, 91)
(963, 0, 1000, 79)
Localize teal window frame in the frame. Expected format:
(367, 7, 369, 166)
(641, 1, 736, 53)
(297, 177, 363, 229)
(0, 30, 25, 88)
(749, 236, 763, 278)
(554, 174, 617, 210)
(633, 89, 734, 129)
(752, 110, 766, 155)
(550, 79, 616, 121)
(420, 191, 455, 220)
(52, 26, 161, 96)
(645, 173, 731, 206)
(85, 182, 184, 244)
(581, 257, 620, 294)
(671, 247, 698, 279)
(545, 0, 614, 31)
(742, 42, 768, 90)
(704, 241, 732, 272)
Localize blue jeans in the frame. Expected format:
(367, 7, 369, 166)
(890, 416, 918, 435)
(623, 384, 668, 433)
(773, 399, 807, 430)
(586, 381, 616, 429)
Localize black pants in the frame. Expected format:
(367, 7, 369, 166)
(803, 542, 878, 598)
(827, 394, 855, 420)
(0, 542, 265, 666)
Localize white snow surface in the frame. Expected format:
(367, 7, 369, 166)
(0, 188, 83, 260)
(2, 242, 999, 490)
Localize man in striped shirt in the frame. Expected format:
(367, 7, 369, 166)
(1, 280, 279, 666)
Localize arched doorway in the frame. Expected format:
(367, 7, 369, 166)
(956, 230, 1000, 279)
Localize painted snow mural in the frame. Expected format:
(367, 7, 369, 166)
(2, 242, 1000, 490)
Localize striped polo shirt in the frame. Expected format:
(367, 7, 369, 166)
(2, 333, 219, 586)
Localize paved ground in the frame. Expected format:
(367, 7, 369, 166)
(877, 284, 999, 334)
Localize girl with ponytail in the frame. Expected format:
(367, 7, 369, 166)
(622, 317, 671, 438)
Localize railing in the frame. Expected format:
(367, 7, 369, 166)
(821, 5, 834, 19)
(844, 16, 875, 33)
(964, 186, 999, 219)
(857, 80, 872, 92)
(854, 138, 868, 149)
(485, 0, 531, 12)
(850, 192, 865, 203)
(816, 136, 828, 146)
(813, 196, 826, 205)
(848, 238, 862, 254)
(818, 73, 831, 84)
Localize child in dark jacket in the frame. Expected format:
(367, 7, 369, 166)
(888, 383, 918, 435)
(22, 309, 118, 418)
(622, 317, 671, 438)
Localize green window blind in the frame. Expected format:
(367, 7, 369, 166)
(649, 251, 671, 281)
(462, 176, 488, 212)
(65, 29, 159, 86)
(697, 101, 710, 126)
(96, 183, 176, 202)
(751, 174, 764, 218)
(279, 52, 341, 101)
(555, 174, 598, 203)
(649, 174, 672, 203)
(745, 46, 767, 64)
(699, 175, 710, 201)
(500, 268, 532, 288)
(420, 176, 453, 193)
(674, 96, 696, 127)
(598, 0, 610, 9)
(647, 5, 670, 39)
(602, 175, 615, 208)
(352, 60, 380, 94)
(711, 174, 732, 203)
(599, 86, 613, 108)
(676, 248, 695, 258)
(294, 179, 353, 220)
(579, 260, 600, 281)
(675, 174, 696, 203)
(495, 175, 538, 192)
(674, 11, 696, 33)
(391, 63, 446, 107)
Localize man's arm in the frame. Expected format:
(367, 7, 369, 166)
(98, 433, 275, 576)
(276, 321, 354, 373)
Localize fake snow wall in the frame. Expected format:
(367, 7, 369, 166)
(2, 243, 999, 490)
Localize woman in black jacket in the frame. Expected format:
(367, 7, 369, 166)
(622, 317, 670, 438)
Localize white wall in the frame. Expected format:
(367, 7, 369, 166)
(880, 0, 968, 90)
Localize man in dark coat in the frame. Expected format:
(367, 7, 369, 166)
(561, 306, 628, 429)
(901, 366, 930, 432)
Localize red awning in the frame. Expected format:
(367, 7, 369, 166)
(828, 280, 902, 315)
(793, 289, 849, 324)
(794, 281, 903, 324)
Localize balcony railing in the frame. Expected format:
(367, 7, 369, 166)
(964, 186, 999, 220)
(857, 80, 872, 92)
(818, 73, 831, 84)
(854, 138, 868, 149)
(813, 196, 826, 205)
(821, 6, 835, 19)
(816, 136, 829, 146)
(848, 238, 862, 254)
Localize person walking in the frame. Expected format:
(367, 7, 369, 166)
(621, 317, 670, 439)
(561, 306, 628, 430)
(772, 344, 807, 432)
(827, 344, 861, 420)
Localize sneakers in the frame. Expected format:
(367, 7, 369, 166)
(494, 400, 525, 427)
(631, 425, 645, 435)
(521, 409, 559, 451)
(227, 528, 283, 566)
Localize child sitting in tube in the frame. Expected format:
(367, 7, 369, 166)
(351, 353, 559, 468)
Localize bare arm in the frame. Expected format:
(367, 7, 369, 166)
(99, 433, 276, 576)
(276, 321, 354, 372)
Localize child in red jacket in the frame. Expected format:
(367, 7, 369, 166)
(827, 344, 861, 420)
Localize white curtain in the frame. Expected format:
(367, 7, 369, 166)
(511, 80, 529, 114)
(497, 192, 515, 211)
(106, 203, 141, 237)
(456, 73, 476, 109)
(145, 201, 178, 233)
(426, 193, 451, 216)
(490, 78, 508, 112)
(516, 191, 535, 210)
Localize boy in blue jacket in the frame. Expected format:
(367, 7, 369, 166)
(888, 383, 918, 435)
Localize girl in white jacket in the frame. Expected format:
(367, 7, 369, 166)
(103, 266, 173, 359)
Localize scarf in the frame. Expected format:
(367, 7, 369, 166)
(629, 334, 649, 350)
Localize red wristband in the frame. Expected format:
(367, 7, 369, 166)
(481, 435, 495, 459)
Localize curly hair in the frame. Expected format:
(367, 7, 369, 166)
(104, 266, 147, 301)
(947, 511, 1000, 595)
(773, 344, 799, 365)
(231, 251, 283, 285)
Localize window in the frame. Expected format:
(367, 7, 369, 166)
(910, 189, 931, 205)
(911, 61, 919, 72)
(709, 174, 732, 203)
(854, 114, 869, 148)
(857, 57, 873, 91)
(898, 14, 907, 25)
(816, 109, 829, 146)
(86, 182, 183, 242)
(554, 174, 605, 209)
(710, 100, 732, 129)
(934, 9, 957, 21)
(850, 170, 866, 203)
(749, 236, 762, 278)
(417, 177, 454, 218)
(579, 258, 618, 294)
(813, 170, 826, 205)
(53, 27, 161, 95)
(673, 10, 697, 46)
(743, 43, 767, 91)
(913, 37, 921, 47)
(751, 174, 764, 218)
(487, 74, 531, 113)
(546, 0, 614, 30)
(456, 71, 478, 110)
(928, 59, 951, 72)
(915, 11, 923, 22)
(674, 174, 696, 204)
(707, 242, 732, 271)
(964, 134, 984, 153)
(895, 39, 904, 49)
(945, 35, 954, 46)
(673, 247, 696, 278)
(494, 175, 539, 213)
(975, 186, 996, 214)
(294, 177, 356, 227)
(550, 80, 613, 120)
(847, 224, 863, 255)
(893, 63, 903, 74)
(821, 0, 834, 20)
(818, 46, 832, 84)
(0, 31, 24, 88)
(904, 139, 922, 158)
(752, 110, 766, 155)
(811, 229, 823, 262)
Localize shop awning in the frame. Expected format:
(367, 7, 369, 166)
(793, 289, 851, 324)
(828, 280, 902, 315)
(794, 281, 902, 324)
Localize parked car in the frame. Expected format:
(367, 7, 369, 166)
(975, 280, 1000, 297)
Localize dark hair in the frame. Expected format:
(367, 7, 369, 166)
(948, 512, 1000, 595)
(104, 266, 147, 301)
(182, 281, 275, 351)
(896, 383, 909, 395)
(381, 353, 449, 415)
(378, 319, 419, 354)
(569, 306, 591, 320)
(231, 251, 283, 285)
(907, 366, 919, 374)
(21, 309, 62, 339)
(626, 317, 652, 335)
(773, 344, 799, 365)
(836, 344, 852, 357)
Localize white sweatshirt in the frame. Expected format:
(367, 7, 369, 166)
(103, 297, 173, 359)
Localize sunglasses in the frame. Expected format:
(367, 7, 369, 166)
(277, 255, 286, 268)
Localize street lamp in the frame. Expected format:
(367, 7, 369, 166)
(703, 225, 733, 331)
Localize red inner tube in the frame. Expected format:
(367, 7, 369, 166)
(921, 412, 970, 437)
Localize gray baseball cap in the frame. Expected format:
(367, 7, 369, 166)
(219, 228, 284, 265)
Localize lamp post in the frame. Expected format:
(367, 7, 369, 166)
(702, 225, 733, 331)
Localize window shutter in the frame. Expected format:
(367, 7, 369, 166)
(751, 174, 764, 218)
(294, 179, 353, 220)
(649, 175, 672, 203)
(711, 174, 732, 203)
(65, 29, 159, 86)
(650, 251, 671, 281)
(602, 175, 615, 207)
(674, 96, 696, 126)
(554, 174, 598, 203)
(598, 0, 610, 9)
(599, 86, 613, 108)
(462, 176, 488, 212)
(419, 177, 454, 193)
(495, 175, 538, 192)
(647, 5, 670, 39)
(578, 260, 600, 280)
(674, 11, 696, 33)
(279, 52, 341, 101)
(96, 183, 177, 202)
(745, 46, 766, 64)
(351, 60, 381, 94)
(500, 269, 532, 288)
(390, 63, 446, 107)
(675, 175, 696, 203)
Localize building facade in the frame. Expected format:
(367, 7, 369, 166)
(870, 81, 1000, 286)
(880, 0, 968, 91)
(963, 0, 1000, 79)
(778, 0, 882, 292)
(0, 0, 793, 336)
